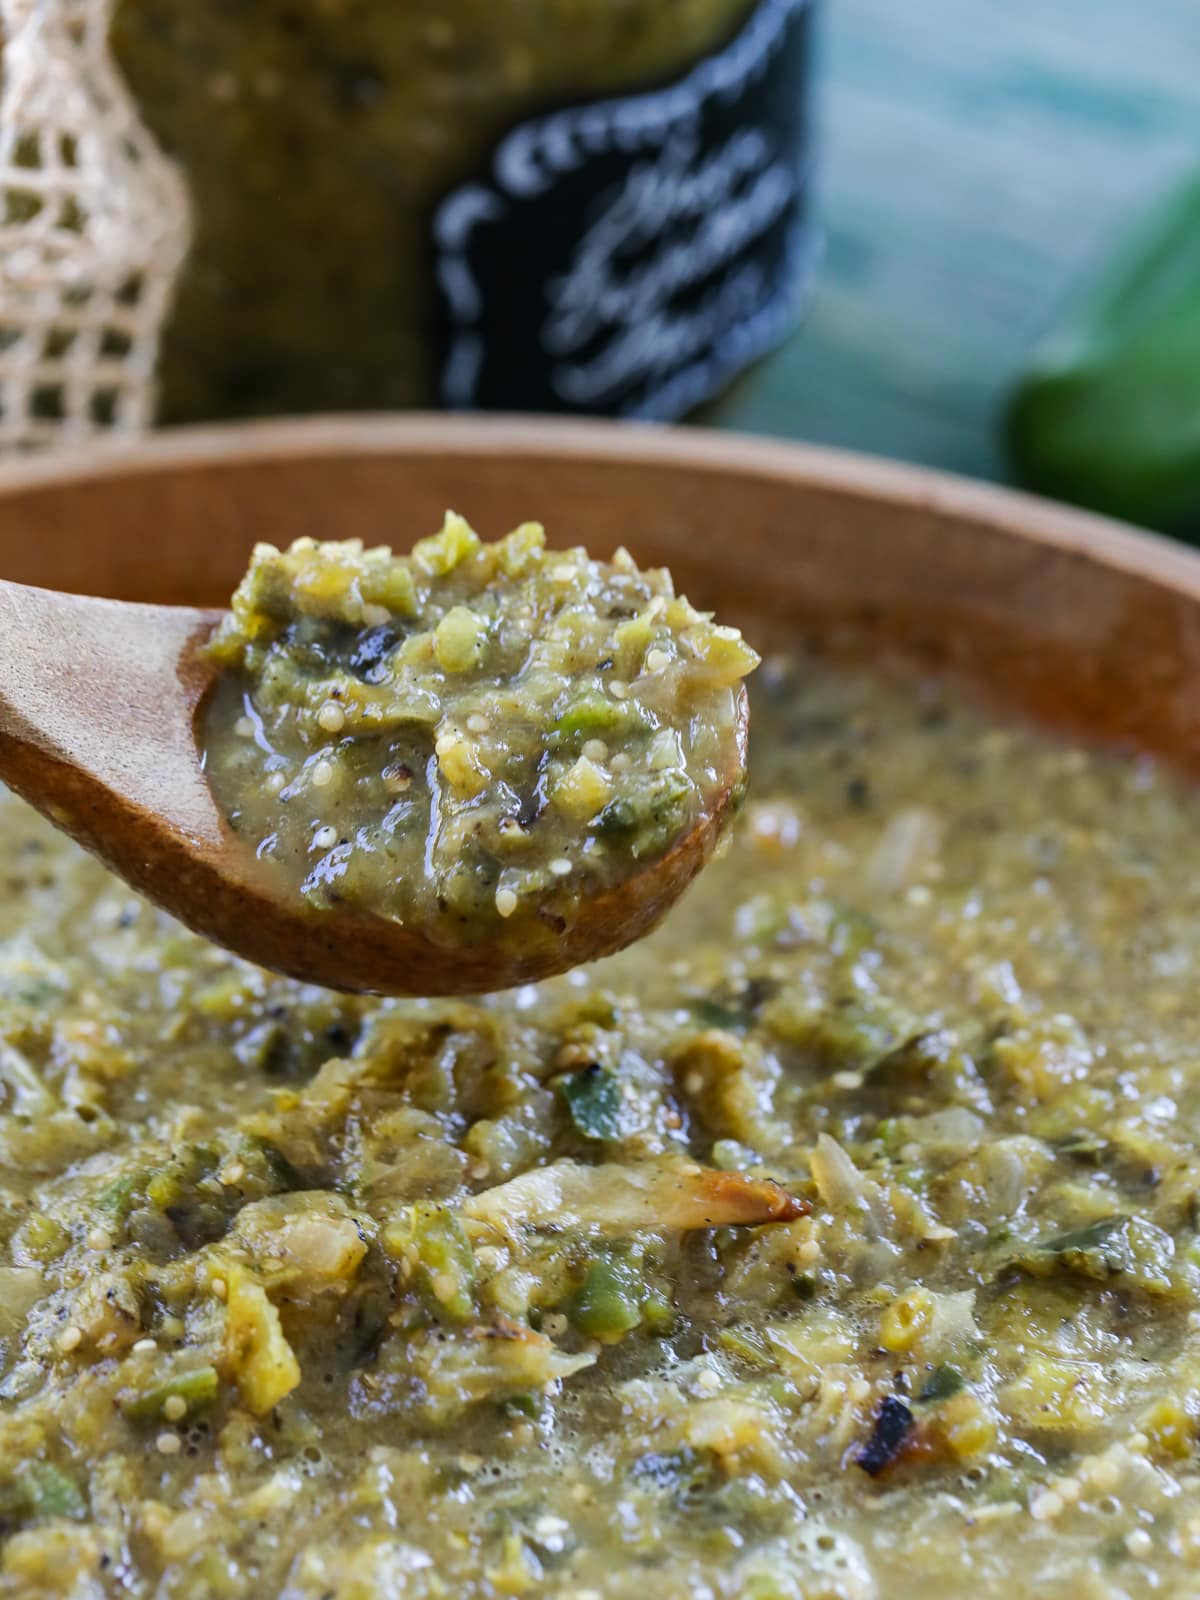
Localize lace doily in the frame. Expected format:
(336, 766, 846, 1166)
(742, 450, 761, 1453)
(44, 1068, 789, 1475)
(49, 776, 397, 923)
(0, 0, 190, 450)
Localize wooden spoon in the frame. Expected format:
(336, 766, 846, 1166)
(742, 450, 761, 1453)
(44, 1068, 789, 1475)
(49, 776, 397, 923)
(0, 579, 746, 995)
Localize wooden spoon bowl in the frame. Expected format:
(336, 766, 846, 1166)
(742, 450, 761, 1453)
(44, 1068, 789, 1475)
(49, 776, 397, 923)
(0, 579, 747, 995)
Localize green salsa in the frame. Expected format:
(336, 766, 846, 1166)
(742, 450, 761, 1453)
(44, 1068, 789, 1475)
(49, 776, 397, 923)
(202, 520, 756, 961)
(6, 654, 1200, 1595)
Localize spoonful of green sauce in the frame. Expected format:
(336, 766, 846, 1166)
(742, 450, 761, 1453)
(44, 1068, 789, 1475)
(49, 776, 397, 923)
(200, 515, 757, 991)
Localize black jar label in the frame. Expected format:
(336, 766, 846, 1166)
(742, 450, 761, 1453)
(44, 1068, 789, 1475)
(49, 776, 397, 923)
(432, 0, 816, 418)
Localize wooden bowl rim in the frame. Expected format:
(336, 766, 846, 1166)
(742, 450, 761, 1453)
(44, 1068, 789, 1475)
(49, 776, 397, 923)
(1, 413, 1197, 603)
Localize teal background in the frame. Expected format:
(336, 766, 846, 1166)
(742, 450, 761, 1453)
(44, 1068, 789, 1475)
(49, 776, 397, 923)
(709, 0, 1200, 489)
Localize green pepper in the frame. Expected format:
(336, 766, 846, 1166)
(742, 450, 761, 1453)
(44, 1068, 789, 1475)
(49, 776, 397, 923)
(120, 1365, 220, 1425)
(499, 1391, 541, 1420)
(145, 1144, 219, 1211)
(553, 693, 640, 742)
(144, 1145, 226, 1250)
(569, 1254, 642, 1341)
(1007, 171, 1200, 534)
(918, 1364, 965, 1404)
(93, 1168, 148, 1227)
(641, 1290, 675, 1335)
(1003, 1213, 1176, 1295)
(0, 1462, 87, 1525)
(26, 1463, 87, 1520)
(591, 797, 638, 837)
(383, 1203, 476, 1325)
(238, 1135, 306, 1193)
(559, 1064, 623, 1141)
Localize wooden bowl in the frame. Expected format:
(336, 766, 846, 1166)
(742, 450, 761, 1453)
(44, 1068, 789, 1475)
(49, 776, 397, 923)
(1, 414, 1198, 774)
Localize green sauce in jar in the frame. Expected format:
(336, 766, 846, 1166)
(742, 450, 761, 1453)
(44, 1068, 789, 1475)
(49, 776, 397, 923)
(110, 0, 767, 422)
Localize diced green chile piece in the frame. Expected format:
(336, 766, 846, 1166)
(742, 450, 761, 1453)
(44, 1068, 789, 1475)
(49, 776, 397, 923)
(121, 1365, 221, 1424)
(1007, 1214, 1175, 1294)
(239, 1134, 306, 1193)
(553, 694, 645, 741)
(145, 1145, 220, 1210)
(559, 1064, 624, 1141)
(0, 1462, 88, 1525)
(388, 1203, 477, 1325)
(569, 1253, 643, 1339)
(499, 1391, 542, 1420)
(918, 1365, 965, 1404)
(93, 1168, 149, 1226)
(641, 1291, 675, 1334)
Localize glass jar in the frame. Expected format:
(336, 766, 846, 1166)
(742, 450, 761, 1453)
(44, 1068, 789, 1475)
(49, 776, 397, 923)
(111, 0, 816, 423)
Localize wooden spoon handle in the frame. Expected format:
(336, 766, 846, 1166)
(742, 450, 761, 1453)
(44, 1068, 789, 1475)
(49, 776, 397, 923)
(0, 580, 223, 845)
